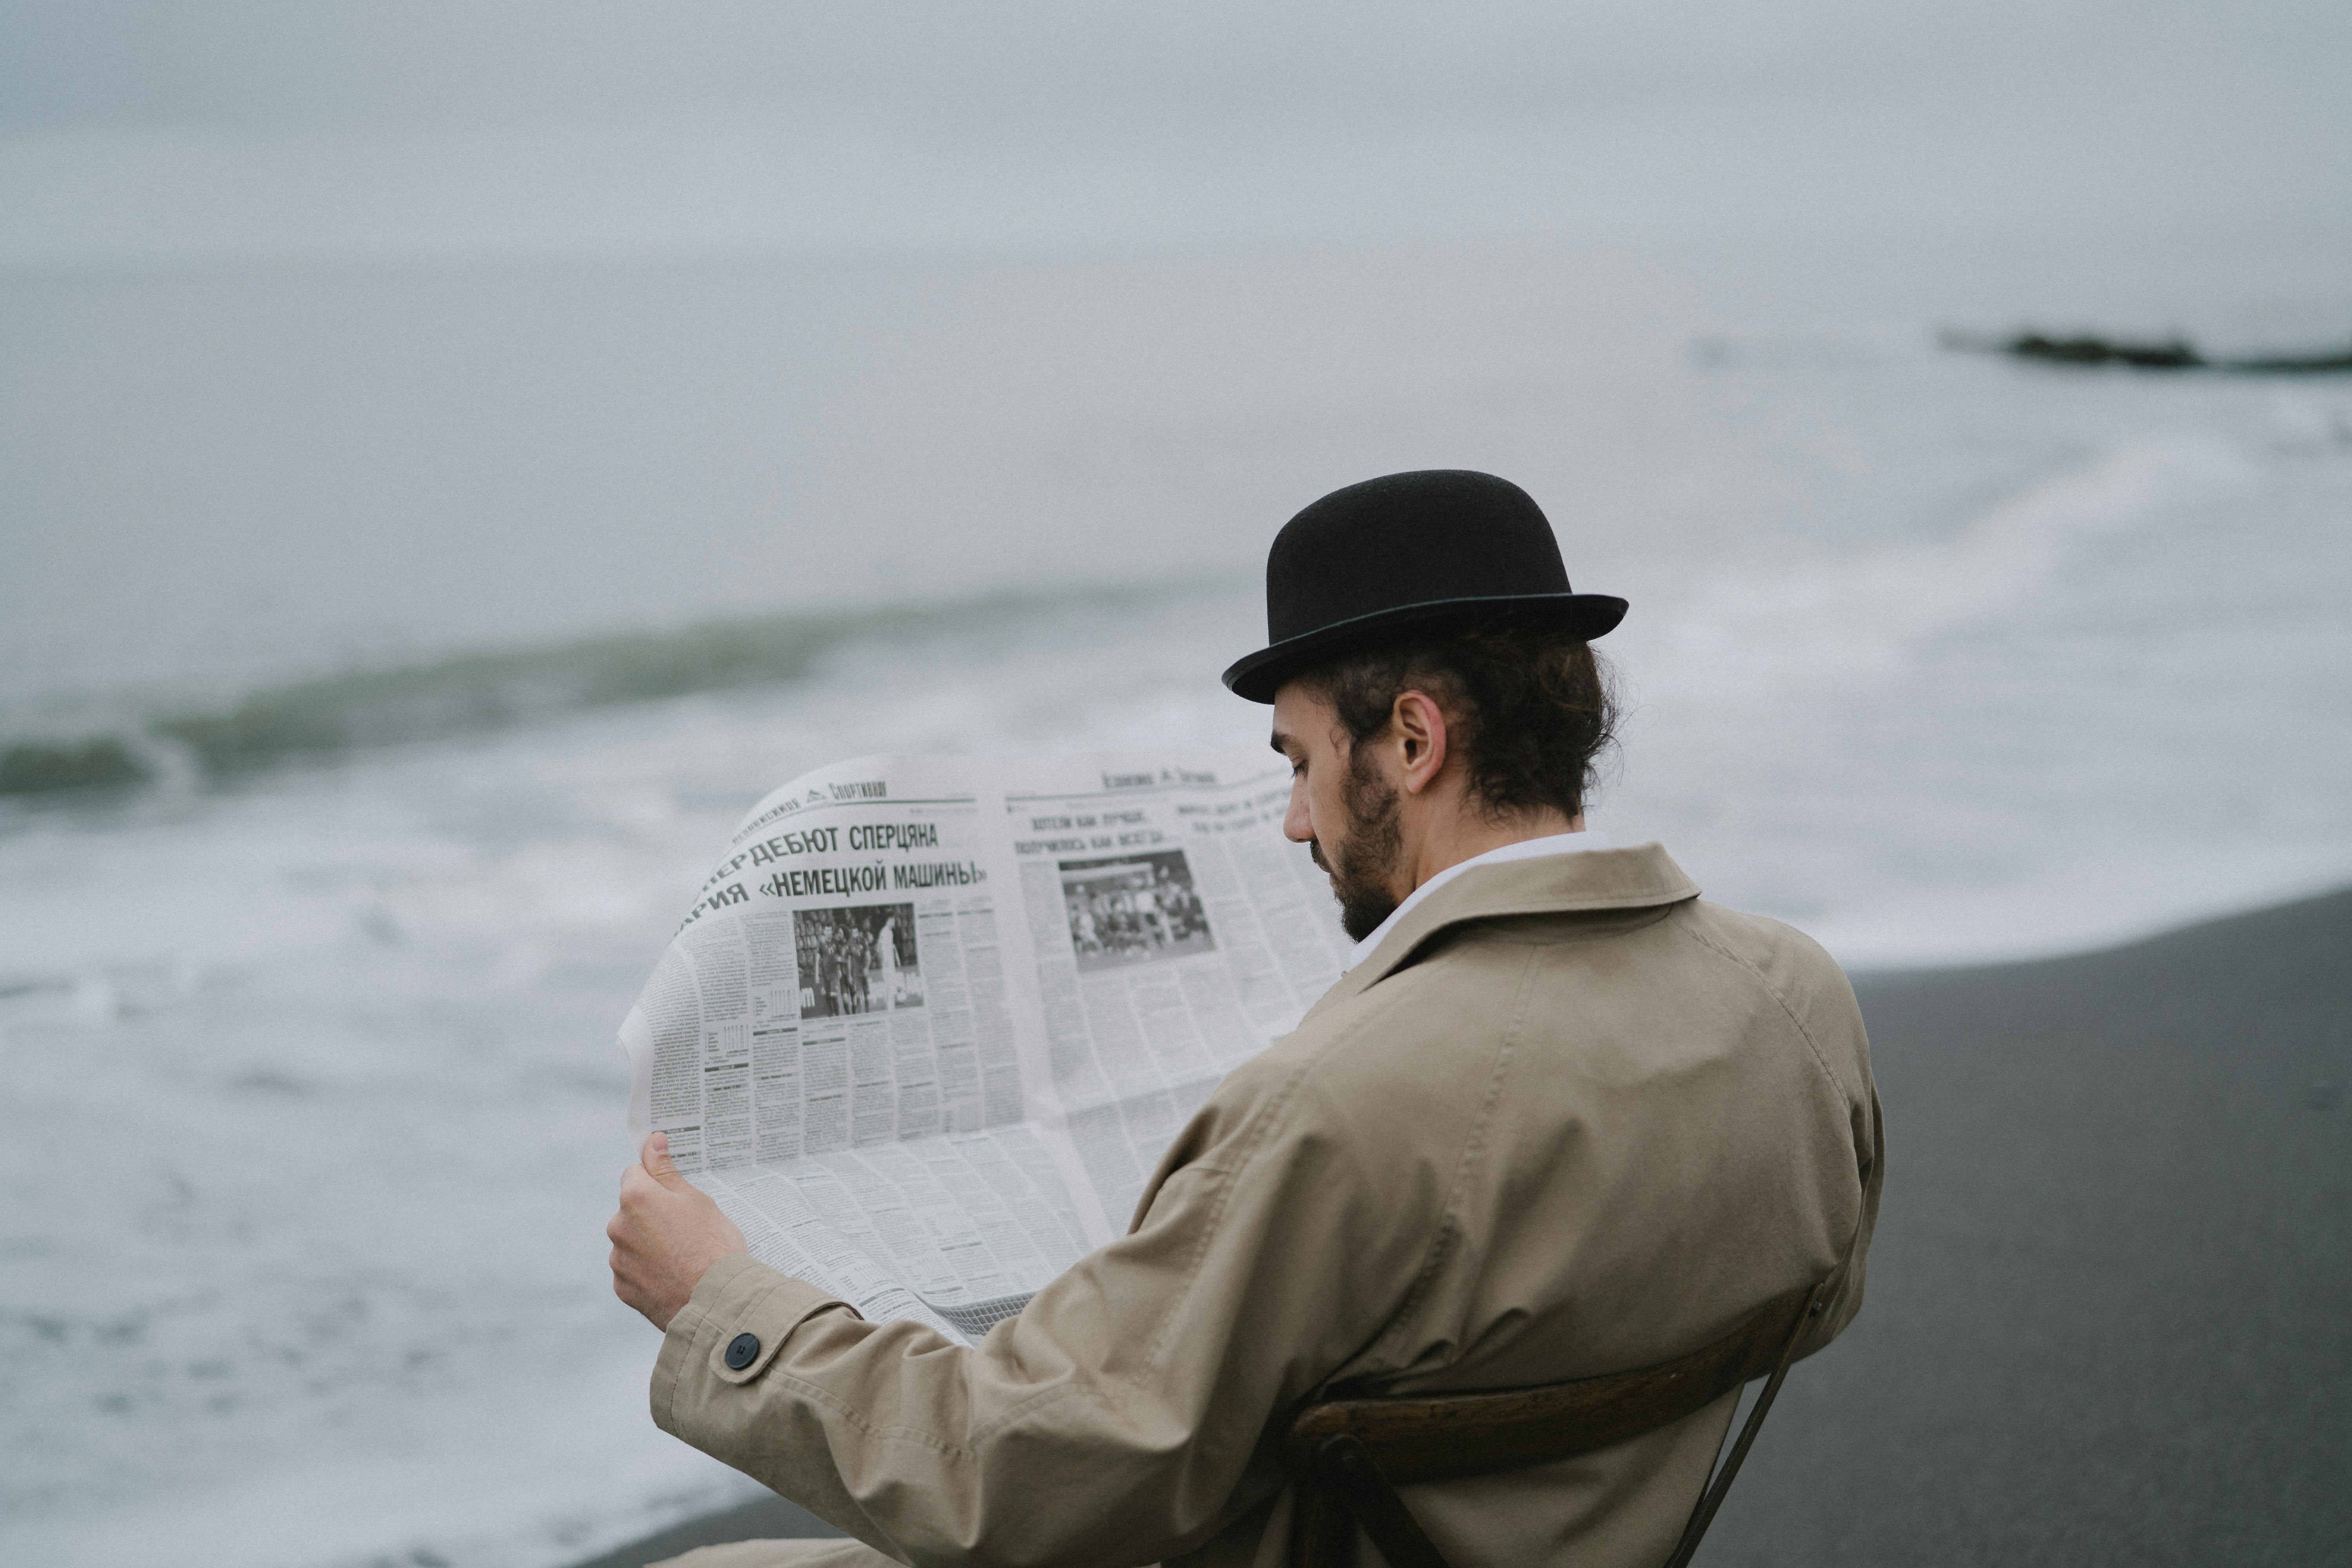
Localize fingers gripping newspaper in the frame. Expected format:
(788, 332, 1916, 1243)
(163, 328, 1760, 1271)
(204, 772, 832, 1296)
(619, 750, 1353, 1345)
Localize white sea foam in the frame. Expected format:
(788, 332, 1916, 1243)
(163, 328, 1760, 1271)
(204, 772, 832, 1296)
(1642, 436, 2255, 698)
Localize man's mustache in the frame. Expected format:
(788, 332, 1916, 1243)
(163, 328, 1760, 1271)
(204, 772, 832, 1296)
(1309, 837, 1330, 873)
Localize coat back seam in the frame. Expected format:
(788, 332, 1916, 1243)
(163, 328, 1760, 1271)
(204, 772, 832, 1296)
(1365, 942, 1537, 1375)
(1670, 917, 1849, 1106)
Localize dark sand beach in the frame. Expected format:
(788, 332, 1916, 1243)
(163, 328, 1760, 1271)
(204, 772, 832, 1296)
(579, 887, 2350, 1568)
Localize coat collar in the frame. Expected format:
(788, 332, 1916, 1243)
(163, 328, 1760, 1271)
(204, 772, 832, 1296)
(1319, 842, 1700, 1006)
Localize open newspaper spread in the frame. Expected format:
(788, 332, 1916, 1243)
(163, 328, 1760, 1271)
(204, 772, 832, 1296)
(619, 750, 1351, 1345)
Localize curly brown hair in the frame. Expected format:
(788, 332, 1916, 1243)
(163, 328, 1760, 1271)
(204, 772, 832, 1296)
(1294, 613, 1618, 821)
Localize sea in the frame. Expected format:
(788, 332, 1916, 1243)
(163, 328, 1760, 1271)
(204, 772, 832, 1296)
(3, 234, 2348, 1566)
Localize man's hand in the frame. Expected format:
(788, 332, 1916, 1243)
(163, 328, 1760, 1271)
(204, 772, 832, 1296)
(608, 1132, 748, 1332)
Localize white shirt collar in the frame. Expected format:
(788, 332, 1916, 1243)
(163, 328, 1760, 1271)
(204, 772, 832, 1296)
(1346, 829, 1612, 970)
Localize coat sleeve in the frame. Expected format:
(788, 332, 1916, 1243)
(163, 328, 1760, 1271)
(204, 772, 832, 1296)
(649, 1053, 1453, 1568)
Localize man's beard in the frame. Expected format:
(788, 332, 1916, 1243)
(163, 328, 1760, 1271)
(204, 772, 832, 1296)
(1311, 748, 1405, 943)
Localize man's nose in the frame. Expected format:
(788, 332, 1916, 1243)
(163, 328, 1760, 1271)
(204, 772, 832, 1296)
(1283, 780, 1314, 843)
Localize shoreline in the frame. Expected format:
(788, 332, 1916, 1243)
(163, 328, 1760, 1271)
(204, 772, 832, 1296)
(575, 885, 2352, 1568)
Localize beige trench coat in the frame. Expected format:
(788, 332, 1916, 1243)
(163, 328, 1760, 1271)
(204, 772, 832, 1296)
(652, 845, 1884, 1568)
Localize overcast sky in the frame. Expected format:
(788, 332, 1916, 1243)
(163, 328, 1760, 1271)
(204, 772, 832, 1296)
(2, 2, 2346, 260)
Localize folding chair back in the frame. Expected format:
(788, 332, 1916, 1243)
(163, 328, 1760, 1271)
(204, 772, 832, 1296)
(1283, 1280, 1831, 1568)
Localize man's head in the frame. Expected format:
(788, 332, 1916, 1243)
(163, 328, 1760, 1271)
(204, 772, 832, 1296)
(1270, 615, 1617, 941)
(1231, 469, 1627, 942)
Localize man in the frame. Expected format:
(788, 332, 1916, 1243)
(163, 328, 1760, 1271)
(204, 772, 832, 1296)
(608, 469, 1884, 1568)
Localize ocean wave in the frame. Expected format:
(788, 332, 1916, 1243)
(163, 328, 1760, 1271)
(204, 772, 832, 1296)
(0, 582, 1214, 799)
(1637, 436, 2255, 699)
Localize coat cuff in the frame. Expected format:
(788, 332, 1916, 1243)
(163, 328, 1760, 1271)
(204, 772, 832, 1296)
(650, 1252, 852, 1440)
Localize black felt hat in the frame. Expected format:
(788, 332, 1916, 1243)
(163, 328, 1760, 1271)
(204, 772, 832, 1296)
(1221, 469, 1627, 702)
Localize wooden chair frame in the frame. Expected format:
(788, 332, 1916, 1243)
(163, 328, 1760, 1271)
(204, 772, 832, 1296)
(1282, 1281, 1832, 1568)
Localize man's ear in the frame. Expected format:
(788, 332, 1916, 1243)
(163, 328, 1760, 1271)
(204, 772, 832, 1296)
(1391, 690, 1449, 795)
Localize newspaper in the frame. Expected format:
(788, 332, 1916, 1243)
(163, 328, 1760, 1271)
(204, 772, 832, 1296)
(618, 749, 1352, 1344)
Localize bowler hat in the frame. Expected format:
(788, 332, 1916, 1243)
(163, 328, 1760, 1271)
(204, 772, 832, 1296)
(1220, 470, 1626, 702)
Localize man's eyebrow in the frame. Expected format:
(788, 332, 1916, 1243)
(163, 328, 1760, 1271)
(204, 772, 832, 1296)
(1269, 729, 1296, 757)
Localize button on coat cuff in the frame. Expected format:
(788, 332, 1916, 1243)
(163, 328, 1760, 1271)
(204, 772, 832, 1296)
(651, 1253, 853, 1437)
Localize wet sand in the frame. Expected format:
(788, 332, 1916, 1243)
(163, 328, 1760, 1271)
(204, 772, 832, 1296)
(577, 887, 2351, 1567)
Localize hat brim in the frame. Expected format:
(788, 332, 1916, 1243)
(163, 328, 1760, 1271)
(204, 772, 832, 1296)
(1220, 592, 1628, 704)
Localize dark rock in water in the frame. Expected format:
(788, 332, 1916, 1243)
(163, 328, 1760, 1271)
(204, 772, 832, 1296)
(1943, 328, 2352, 376)
(2008, 331, 2205, 368)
